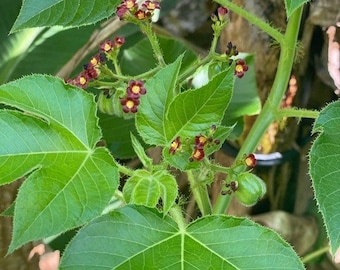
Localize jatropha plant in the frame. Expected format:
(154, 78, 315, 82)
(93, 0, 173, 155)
(0, 0, 339, 269)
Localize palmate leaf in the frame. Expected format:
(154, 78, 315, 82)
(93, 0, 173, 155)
(11, 0, 121, 33)
(0, 75, 118, 252)
(60, 205, 304, 270)
(309, 101, 340, 256)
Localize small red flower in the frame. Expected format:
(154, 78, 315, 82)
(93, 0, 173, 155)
(125, 0, 137, 9)
(116, 4, 129, 19)
(217, 6, 228, 21)
(169, 136, 181, 154)
(142, 0, 160, 11)
(195, 135, 208, 149)
(100, 40, 115, 53)
(75, 72, 90, 88)
(234, 59, 248, 78)
(89, 54, 105, 68)
(135, 9, 148, 20)
(85, 66, 100, 79)
(114, 36, 126, 48)
(245, 153, 257, 168)
(190, 148, 205, 161)
(126, 80, 146, 98)
(120, 96, 140, 113)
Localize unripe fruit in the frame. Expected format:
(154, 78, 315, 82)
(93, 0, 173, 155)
(234, 172, 266, 206)
(97, 90, 114, 115)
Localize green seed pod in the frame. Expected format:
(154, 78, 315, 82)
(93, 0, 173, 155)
(234, 172, 266, 206)
(97, 90, 115, 115)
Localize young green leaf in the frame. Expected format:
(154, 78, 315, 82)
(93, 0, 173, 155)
(136, 55, 183, 146)
(60, 205, 305, 269)
(165, 67, 234, 142)
(11, 0, 121, 33)
(0, 75, 119, 253)
(123, 170, 178, 214)
(284, 0, 309, 19)
(309, 100, 340, 256)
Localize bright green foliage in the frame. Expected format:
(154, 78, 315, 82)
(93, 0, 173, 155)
(309, 100, 340, 255)
(60, 205, 305, 270)
(136, 56, 183, 146)
(0, 75, 119, 252)
(11, 0, 121, 33)
(284, 0, 310, 19)
(165, 68, 234, 142)
(123, 170, 178, 214)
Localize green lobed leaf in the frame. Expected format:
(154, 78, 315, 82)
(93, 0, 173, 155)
(165, 68, 234, 142)
(60, 205, 305, 269)
(136, 55, 183, 146)
(123, 170, 178, 214)
(284, 0, 309, 19)
(157, 171, 178, 214)
(309, 100, 340, 255)
(0, 75, 119, 252)
(11, 0, 121, 33)
(124, 170, 161, 208)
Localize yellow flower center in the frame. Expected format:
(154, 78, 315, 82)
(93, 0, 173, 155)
(126, 1, 135, 9)
(90, 57, 99, 66)
(193, 150, 202, 159)
(126, 100, 135, 109)
(132, 85, 140, 94)
(147, 3, 156, 10)
(104, 43, 112, 52)
(171, 141, 179, 149)
(198, 136, 207, 144)
(79, 77, 87, 85)
(235, 64, 243, 72)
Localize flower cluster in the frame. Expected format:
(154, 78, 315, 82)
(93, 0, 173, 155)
(169, 125, 220, 162)
(66, 36, 125, 89)
(120, 80, 147, 113)
(100, 36, 126, 54)
(66, 53, 105, 89)
(116, 0, 160, 21)
(234, 59, 248, 78)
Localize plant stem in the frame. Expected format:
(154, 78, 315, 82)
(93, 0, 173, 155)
(113, 159, 134, 176)
(142, 23, 166, 67)
(213, 0, 284, 43)
(169, 205, 187, 231)
(275, 108, 319, 120)
(301, 245, 330, 264)
(212, 6, 304, 214)
(187, 170, 212, 216)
